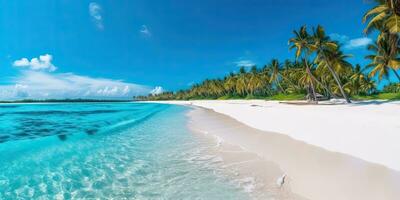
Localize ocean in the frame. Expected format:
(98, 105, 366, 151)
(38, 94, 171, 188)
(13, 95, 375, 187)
(0, 103, 250, 199)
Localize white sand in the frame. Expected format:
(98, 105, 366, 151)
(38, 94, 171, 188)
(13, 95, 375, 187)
(153, 100, 400, 171)
(187, 107, 400, 200)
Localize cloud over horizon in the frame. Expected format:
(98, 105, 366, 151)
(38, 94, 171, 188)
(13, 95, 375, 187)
(89, 2, 103, 30)
(0, 71, 151, 100)
(2, 54, 155, 100)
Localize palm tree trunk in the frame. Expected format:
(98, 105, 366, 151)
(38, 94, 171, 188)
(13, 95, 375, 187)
(327, 66, 351, 102)
(308, 72, 337, 98)
(305, 60, 317, 102)
(321, 51, 351, 103)
(309, 75, 317, 102)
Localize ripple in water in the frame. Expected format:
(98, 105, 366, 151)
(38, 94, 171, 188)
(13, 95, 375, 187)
(0, 103, 250, 199)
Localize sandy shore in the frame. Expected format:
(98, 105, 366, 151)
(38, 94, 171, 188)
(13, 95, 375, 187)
(154, 100, 400, 172)
(186, 105, 400, 200)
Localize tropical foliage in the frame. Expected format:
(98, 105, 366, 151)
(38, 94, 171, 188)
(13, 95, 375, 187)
(137, 1, 400, 102)
(364, 0, 400, 81)
(383, 83, 400, 92)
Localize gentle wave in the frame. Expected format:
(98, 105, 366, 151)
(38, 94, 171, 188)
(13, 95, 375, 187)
(0, 103, 250, 199)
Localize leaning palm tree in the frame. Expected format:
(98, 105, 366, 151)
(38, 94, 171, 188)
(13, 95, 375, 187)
(310, 25, 352, 103)
(365, 36, 400, 81)
(289, 26, 317, 101)
(298, 60, 316, 97)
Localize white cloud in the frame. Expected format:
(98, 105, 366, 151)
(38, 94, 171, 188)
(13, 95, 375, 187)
(140, 25, 151, 37)
(330, 33, 372, 50)
(89, 2, 103, 30)
(5, 53, 161, 100)
(0, 71, 152, 100)
(345, 38, 373, 49)
(13, 58, 29, 66)
(13, 54, 57, 72)
(150, 86, 163, 95)
(234, 60, 256, 67)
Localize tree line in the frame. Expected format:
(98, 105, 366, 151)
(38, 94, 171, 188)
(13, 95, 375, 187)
(137, 0, 400, 102)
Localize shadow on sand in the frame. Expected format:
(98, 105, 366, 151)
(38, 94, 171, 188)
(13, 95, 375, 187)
(349, 100, 395, 106)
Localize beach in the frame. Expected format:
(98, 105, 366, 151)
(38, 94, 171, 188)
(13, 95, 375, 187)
(152, 100, 400, 199)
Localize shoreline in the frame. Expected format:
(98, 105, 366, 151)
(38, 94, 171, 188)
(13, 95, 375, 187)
(186, 105, 400, 200)
(186, 107, 307, 200)
(149, 100, 400, 172)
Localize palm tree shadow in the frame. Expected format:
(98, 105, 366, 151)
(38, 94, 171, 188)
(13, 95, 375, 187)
(350, 100, 392, 106)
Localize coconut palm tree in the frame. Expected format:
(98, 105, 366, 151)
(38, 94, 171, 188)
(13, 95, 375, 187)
(310, 25, 352, 103)
(268, 59, 285, 93)
(363, 0, 400, 62)
(236, 67, 248, 96)
(363, 0, 400, 35)
(248, 66, 265, 96)
(298, 60, 316, 97)
(289, 25, 317, 101)
(224, 72, 237, 95)
(365, 36, 400, 81)
(361, 77, 377, 95)
(348, 64, 367, 95)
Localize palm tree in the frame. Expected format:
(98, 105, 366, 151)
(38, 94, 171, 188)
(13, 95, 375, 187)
(236, 67, 248, 96)
(364, 0, 400, 62)
(248, 66, 264, 96)
(297, 60, 316, 98)
(224, 72, 237, 95)
(365, 36, 400, 81)
(268, 59, 285, 93)
(363, 0, 400, 35)
(289, 26, 317, 101)
(348, 64, 367, 95)
(361, 77, 377, 95)
(310, 25, 352, 103)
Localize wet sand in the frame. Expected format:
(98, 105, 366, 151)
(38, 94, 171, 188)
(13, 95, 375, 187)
(187, 106, 400, 200)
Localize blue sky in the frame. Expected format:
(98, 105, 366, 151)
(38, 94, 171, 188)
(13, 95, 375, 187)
(0, 0, 388, 99)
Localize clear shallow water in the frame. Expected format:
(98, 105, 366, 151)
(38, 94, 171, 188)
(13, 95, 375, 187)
(0, 103, 250, 199)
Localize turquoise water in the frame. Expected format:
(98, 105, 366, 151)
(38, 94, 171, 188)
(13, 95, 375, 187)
(0, 103, 249, 199)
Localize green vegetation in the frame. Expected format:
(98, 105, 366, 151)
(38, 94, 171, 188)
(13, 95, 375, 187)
(353, 93, 400, 101)
(137, 0, 400, 102)
(265, 94, 306, 101)
(383, 83, 400, 93)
